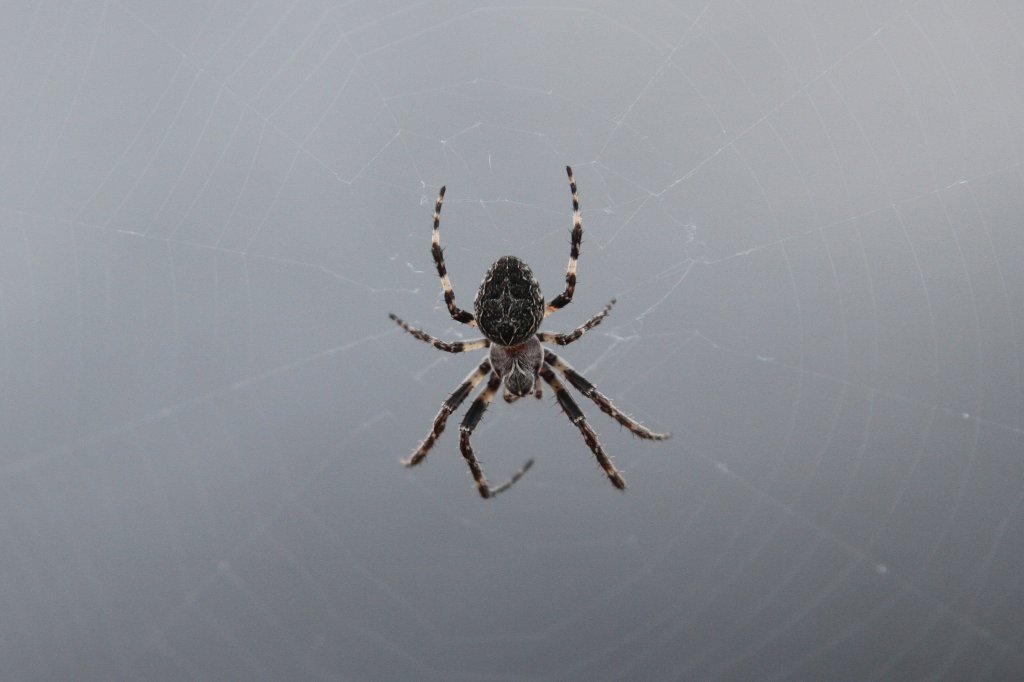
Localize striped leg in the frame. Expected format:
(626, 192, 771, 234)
(539, 366, 626, 490)
(403, 360, 491, 468)
(546, 165, 583, 316)
(538, 299, 615, 346)
(389, 313, 489, 353)
(459, 374, 534, 499)
(544, 350, 670, 440)
(430, 186, 476, 326)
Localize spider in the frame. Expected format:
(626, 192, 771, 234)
(389, 166, 669, 499)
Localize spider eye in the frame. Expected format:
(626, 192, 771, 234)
(505, 367, 535, 397)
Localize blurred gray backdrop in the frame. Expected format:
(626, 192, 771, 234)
(1, 1, 1023, 679)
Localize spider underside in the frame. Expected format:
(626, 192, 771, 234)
(389, 166, 669, 499)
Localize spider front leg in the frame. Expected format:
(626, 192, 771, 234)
(544, 350, 669, 440)
(430, 185, 476, 326)
(538, 366, 626, 490)
(460, 373, 534, 498)
(537, 299, 615, 346)
(403, 360, 492, 468)
(546, 165, 583, 316)
(388, 313, 489, 353)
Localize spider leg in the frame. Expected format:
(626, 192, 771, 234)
(544, 350, 670, 440)
(538, 366, 626, 490)
(545, 165, 583, 316)
(430, 185, 477, 326)
(403, 360, 491, 468)
(460, 373, 534, 499)
(537, 299, 615, 346)
(389, 313, 489, 353)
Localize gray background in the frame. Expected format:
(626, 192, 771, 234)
(1, 1, 1023, 679)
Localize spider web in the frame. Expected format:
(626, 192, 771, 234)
(1, 0, 1023, 679)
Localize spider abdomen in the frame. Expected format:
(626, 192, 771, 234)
(474, 256, 544, 346)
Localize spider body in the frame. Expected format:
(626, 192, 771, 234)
(489, 336, 544, 399)
(474, 256, 545, 346)
(389, 166, 669, 499)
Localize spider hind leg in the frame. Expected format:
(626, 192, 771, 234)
(546, 165, 583, 316)
(430, 185, 476, 326)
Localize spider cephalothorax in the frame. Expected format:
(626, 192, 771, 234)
(489, 337, 544, 399)
(389, 166, 669, 499)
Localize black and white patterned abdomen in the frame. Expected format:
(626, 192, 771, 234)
(474, 256, 545, 346)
